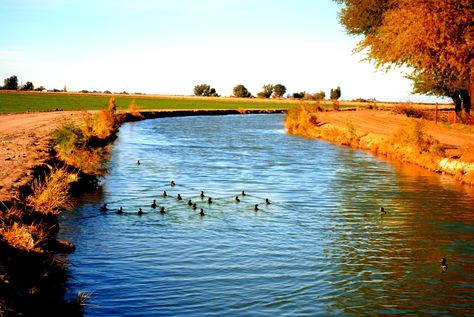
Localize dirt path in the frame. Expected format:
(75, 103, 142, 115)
(0, 111, 85, 201)
(316, 110, 474, 147)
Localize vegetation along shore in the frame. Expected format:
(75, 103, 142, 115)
(285, 103, 474, 185)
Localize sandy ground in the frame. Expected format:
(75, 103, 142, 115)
(316, 110, 474, 147)
(1, 109, 473, 201)
(0, 111, 84, 201)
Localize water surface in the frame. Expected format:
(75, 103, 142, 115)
(60, 114, 474, 316)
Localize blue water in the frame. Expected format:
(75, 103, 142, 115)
(60, 114, 474, 316)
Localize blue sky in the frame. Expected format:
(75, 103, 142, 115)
(0, 0, 446, 102)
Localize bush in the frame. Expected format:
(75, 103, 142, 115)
(27, 167, 77, 215)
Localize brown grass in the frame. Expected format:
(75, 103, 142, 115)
(26, 167, 77, 215)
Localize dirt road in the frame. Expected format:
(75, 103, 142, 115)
(316, 110, 474, 147)
(0, 111, 84, 201)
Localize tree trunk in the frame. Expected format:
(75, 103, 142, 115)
(452, 91, 462, 112)
(460, 89, 471, 114)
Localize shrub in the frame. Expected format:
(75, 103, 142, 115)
(392, 121, 444, 155)
(27, 167, 77, 215)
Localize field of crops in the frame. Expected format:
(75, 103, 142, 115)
(0, 91, 301, 113)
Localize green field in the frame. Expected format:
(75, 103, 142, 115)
(0, 91, 303, 113)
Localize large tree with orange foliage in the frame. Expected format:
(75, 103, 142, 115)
(335, 0, 473, 113)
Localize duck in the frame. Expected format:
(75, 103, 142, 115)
(265, 198, 271, 205)
(199, 208, 205, 217)
(200, 191, 205, 199)
(254, 204, 259, 211)
(379, 207, 386, 214)
(137, 208, 143, 215)
(160, 207, 166, 214)
(208, 197, 213, 204)
(177, 194, 182, 201)
(187, 199, 193, 206)
(137, 160, 140, 165)
(163, 190, 168, 197)
(151, 200, 157, 208)
(99, 203, 108, 212)
(235, 196, 240, 203)
(192, 203, 197, 210)
(117, 206, 123, 214)
(441, 258, 448, 271)
(170, 180, 176, 187)
(241, 191, 246, 196)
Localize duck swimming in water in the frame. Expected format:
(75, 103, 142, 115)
(151, 200, 157, 208)
(137, 160, 140, 165)
(265, 198, 271, 205)
(177, 194, 182, 201)
(170, 180, 176, 187)
(192, 203, 197, 210)
(241, 191, 246, 196)
(441, 258, 448, 272)
(199, 208, 205, 217)
(137, 208, 143, 215)
(117, 206, 123, 214)
(379, 207, 386, 214)
(235, 196, 240, 203)
(163, 190, 168, 197)
(200, 191, 205, 199)
(160, 207, 166, 214)
(208, 197, 213, 204)
(254, 204, 259, 211)
(99, 203, 108, 212)
(187, 199, 193, 206)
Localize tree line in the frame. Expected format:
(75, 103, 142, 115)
(1, 75, 46, 91)
(194, 83, 342, 100)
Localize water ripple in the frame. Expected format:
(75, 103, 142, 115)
(60, 114, 474, 316)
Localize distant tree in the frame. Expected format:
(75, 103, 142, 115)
(292, 92, 305, 99)
(3, 75, 18, 90)
(330, 86, 341, 100)
(20, 81, 34, 91)
(257, 84, 274, 98)
(272, 84, 287, 98)
(34, 85, 46, 91)
(233, 84, 252, 98)
(314, 91, 326, 100)
(194, 84, 219, 97)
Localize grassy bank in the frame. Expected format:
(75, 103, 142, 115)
(0, 98, 129, 316)
(285, 104, 474, 185)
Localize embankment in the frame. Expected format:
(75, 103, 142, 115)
(285, 106, 474, 185)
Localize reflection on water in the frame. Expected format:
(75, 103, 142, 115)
(60, 114, 474, 316)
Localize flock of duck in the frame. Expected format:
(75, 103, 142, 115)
(98, 180, 271, 218)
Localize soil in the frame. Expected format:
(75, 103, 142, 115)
(0, 111, 85, 202)
(1, 109, 473, 201)
(316, 110, 474, 147)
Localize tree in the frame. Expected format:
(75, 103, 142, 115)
(314, 91, 326, 100)
(233, 84, 252, 98)
(272, 84, 287, 98)
(334, 0, 473, 113)
(194, 84, 219, 97)
(330, 86, 341, 100)
(3, 75, 18, 90)
(257, 84, 274, 98)
(20, 81, 34, 91)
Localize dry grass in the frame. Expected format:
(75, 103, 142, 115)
(26, 167, 77, 215)
(285, 103, 321, 135)
(129, 99, 144, 119)
(0, 222, 36, 251)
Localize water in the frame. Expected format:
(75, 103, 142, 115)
(60, 114, 474, 316)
